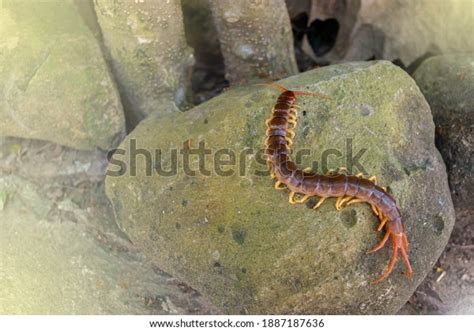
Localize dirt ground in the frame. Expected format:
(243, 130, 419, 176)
(398, 209, 473, 314)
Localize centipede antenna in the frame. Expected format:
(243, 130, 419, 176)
(255, 83, 288, 92)
(293, 90, 331, 100)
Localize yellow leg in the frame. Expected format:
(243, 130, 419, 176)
(289, 192, 296, 204)
(274, 181, 286, 190)
(370, 204, 380, 216)
(336, 195, 356, 210)
(289, 192, 311, 204)
(313, 197, 327, 209)
(286, 137, 293, 146)
(376, 215, 388, 231)
(346, 198, 364, 206)
(368, 175, 377, 183)
(335, 167, 349, 175)
(338, 196, 354, 208)
(287, 129, 295, 139)
(335, 196, 345, 210)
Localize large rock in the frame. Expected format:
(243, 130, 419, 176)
(303, 0, 474, 67)
(413, 55, 474, 214)
(0, 0, 125, 151)
(106, 61, 455, 314)
(406, 55, 474, 314)
(94, 0, 194, 123)
(0, 137, 216, 314)
(209, 0, 298, 84)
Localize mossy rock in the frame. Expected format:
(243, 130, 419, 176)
(413, 55, 474, 216)
(106, 61, 454, 314)
(0, 0, 125, 150)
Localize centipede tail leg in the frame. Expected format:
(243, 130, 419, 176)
(368, 231, 390, 253)
(372, 240, 399, 284)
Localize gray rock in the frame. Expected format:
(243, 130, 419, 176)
(413, 55, 473, 215)
(0, 0, 125, 151)
(0, 135, 219, 314)
(106, 61, 455, 314)
(303, 0, 474, 66)
(209, 0, 298, 84)
(94, 0, 194, 123)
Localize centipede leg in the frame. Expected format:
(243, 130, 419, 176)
(287, 129, 296, 139)
(370, 204, 380, 216)
(313, 197, 327, 209)
(290, 108, 298, 117)
(274, 181, 286, 190)
(376, 216, 388, 231)
(289, 192, 311, 204)
(346, 198, 363, 206)
(368, 230, 390, 254)
(372, 240, 398, 284)
(335, 196, 354, 210)
(337, 167, 349, 175)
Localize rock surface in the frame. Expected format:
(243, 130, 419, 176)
(94, 0, 194, 123)
(0, 137, 217, 314)
(209, 0, 298, 84)
(106, 61, 455, 314)
(404, 55, 474, 314)
(0, 0, 125, 151)
(413, 55, 474, 215)
(303, 0, 474, 67)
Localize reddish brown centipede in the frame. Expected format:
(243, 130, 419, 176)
(261, 83, 413, 284)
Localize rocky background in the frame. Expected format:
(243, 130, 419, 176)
(0, 0, 472, 314)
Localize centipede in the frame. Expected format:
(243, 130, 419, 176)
(261, 83, 413, 284)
